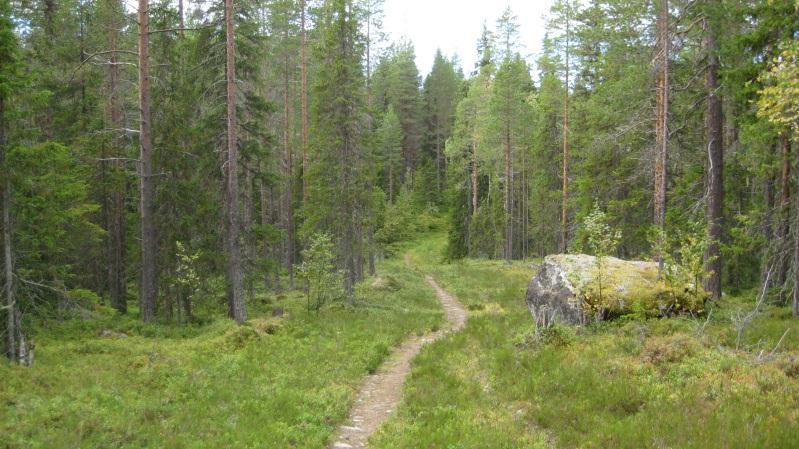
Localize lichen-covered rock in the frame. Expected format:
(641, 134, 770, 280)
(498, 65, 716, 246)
(526, 254, 706, 326)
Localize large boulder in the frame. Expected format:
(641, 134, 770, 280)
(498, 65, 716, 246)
(526, 254, 705, 327)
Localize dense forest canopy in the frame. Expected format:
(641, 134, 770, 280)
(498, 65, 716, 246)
(1, 0, 799, 363)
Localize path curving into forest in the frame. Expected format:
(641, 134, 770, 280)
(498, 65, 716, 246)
(329, 275, 467, 449)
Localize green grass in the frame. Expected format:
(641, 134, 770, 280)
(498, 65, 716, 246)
(0, 254, 442, 449)
(372, 233, 799, 449)
(6, 233, 799, 448)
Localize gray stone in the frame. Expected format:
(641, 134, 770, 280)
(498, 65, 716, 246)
(525, 254, 669, 326)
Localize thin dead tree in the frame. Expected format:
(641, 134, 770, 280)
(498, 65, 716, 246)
(704, 16, 724, 300)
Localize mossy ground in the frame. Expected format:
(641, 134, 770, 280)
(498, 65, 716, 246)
(0, 254, 442, 449)
(371, 233, 799, 449)
(4, 233, 799, 448)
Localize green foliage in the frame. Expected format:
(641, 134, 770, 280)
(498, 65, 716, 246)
(579, 202, 621, 311)
(651, 221, 714, 302)
(8, 142, 102, 283)
(376, 185, 418, 247)
(582, 201, 622, 258)
(757, 39, 799, 136)
(296, 233, 345, 311)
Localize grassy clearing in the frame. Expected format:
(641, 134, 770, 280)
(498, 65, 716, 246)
(0, 255, 442, 449)
(372, 233, 799, 449)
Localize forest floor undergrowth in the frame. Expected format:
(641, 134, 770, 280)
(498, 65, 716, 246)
(0, 244, 444, 449)
(4, 233, 799, 448)
(370, 234, 799, 449)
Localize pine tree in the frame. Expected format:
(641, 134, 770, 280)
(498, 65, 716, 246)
(423, 50, 461, 199)
(305, 0, 369, 294)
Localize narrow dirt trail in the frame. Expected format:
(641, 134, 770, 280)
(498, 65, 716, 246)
(329, 275, 467, 449)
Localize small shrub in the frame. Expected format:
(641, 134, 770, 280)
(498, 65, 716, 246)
(219, 325, 261, 351)
(514, 324, 575, 349)
(250, 318, 284, 335)
(296, 233, 345, 311)
(641, 334, 699, 365)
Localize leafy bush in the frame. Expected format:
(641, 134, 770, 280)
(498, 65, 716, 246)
(296, 233, 345, 311)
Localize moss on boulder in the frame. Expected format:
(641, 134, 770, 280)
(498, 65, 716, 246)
(526, 254, 707, 326)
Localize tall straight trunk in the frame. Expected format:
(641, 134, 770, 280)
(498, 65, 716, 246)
(282, 45, 294, 289)
(761, 143, 777, 289)
(704, 21, 723, 300)
(436, 123, 442, 194)
(243, 161, 255, 297)
(1, 96, 17, 362)
(471, 142, 478, 215)
(259, 176, 270, 291)
(776, 134, 791, 290)
(107, 11, 127, 313)
(300, 0, 309, 201)
(504, 126, 512, 262)
(178, 0, 184, 34)
(654, 0, 669, 256)
(226, 0, 246, 323)
(560, 14, 571, 254)
(364, 3, 376, 275)
(794, 166, 799, 317)
(138, 0, 157, 322)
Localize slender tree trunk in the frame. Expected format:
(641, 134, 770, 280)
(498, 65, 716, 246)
(504, 126, 512, 262)
(300, 0, 309, 201)
(1, 95, 17, 362)
(138, 0, 157, 322)
(704, 20, 723, 300)
(654, 0, 669, 267)
(776, 134, 791, 291)
(226, 0, 246, 323)
(761, 143, 777, 290)
(436, 124, 442, 195)
(107, 12, 127, 313)
(178, 0, 184, 35)
(471, 142, 478, 215)
(259, 176, 271, 292)
(243, 161, 255, 298)
(282, 35, 294, 289)
(794, 153, 799, 317)
(560, 14, 571, 254)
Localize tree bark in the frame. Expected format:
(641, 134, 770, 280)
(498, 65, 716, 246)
(704, 19, 723, 300)
(226, 0, 247, 323)
(654, 0, 668, 259)
(1, 95, 17, 362)
(178, 0, 184, 35)
(504, 125, 512, 262)
(761, 142, 776, 290)
(282, 44, 294, 290)
(794, 151, 799, 318)
(107, 6, 127, 313)
(471, 142, 478, 215)
(300, 0, 309, 202)
(259, 176, 271, 292)
(774, 135, 792, 295)
(138, 0, 157, 322)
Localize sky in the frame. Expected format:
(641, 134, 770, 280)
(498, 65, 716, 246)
(382, 0, 554, 76)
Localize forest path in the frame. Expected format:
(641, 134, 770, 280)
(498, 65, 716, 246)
(329, 275, 467, 449)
